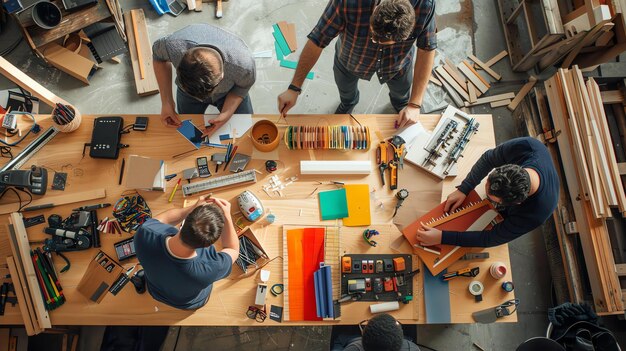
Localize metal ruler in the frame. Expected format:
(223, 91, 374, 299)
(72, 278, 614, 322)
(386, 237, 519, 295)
(1, 126, 59, 172)
(182, 169, 257, 196)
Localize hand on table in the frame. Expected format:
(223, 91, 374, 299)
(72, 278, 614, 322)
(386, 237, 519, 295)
(444, 189, 467, 213)
(415, 222, 442, 247)
(161, 103, 182, 128)
(277, 89, 299, 117)
(397, 105, 421, 129)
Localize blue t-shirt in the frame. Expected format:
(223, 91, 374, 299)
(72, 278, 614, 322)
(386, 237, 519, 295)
(134, 219, 232, 310)
(441, 137, 559, 247)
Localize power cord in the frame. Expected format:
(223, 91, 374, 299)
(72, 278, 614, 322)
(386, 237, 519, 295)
(0, 187, 33, 212)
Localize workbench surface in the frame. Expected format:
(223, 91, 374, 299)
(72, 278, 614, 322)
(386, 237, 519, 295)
(0, 113, 516, 325)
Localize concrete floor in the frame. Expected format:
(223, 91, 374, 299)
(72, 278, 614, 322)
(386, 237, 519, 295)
(1, 0, 623, 350)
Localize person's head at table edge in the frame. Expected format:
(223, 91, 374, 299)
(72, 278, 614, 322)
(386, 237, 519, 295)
(485, 164, 531, 207)
(361, 314, 405, 351)
(177, 47, 225, 102)
(369, 0, 416, 45)
(180, 204, 225, 249)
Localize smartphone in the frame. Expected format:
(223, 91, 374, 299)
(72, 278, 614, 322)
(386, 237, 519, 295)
(177, 120, 204, 149)
(134, 116, 148, 131)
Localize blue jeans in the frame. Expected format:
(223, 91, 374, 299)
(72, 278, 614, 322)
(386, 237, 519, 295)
(333, 46, 414, 112)
(176, 89, 254, 114)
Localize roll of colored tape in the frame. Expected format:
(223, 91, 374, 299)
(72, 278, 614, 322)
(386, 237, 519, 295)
(490, 262, 507, 279)
(502, 281, 514, 292)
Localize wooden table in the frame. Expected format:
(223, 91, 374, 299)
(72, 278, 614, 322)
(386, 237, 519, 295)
(0, 113, 516, 326)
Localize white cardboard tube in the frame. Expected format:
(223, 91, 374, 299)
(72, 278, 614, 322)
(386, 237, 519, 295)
(369, 301, 400, 314)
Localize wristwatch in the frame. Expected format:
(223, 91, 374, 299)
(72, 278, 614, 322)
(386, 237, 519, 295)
(288, 84, 302, 95)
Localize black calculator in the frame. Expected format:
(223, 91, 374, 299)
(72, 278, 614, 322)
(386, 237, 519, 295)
(196, 157, 211, 178)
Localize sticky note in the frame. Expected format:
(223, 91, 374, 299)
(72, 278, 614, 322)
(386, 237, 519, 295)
(319, 188, 348, 220)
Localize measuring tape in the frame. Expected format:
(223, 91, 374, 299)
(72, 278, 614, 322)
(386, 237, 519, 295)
(501, 281, 514, 292)
(469, 281, 484, 302)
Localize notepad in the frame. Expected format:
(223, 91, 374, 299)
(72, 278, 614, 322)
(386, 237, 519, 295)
(343, 184, 371, 226)
(318, 189, 348, 220)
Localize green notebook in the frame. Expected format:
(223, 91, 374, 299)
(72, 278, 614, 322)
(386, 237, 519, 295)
(319, 189, 349, 220)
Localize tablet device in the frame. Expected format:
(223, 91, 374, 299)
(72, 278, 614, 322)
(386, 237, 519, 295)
(177, 120, 204, 149)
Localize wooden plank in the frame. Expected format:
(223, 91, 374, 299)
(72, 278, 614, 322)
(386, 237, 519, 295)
(0, 57, 70, 108)
(617, 263, 626, 276)
(574, 70, 618, 209)
(544, 76, 613, 312)
(186, 0, 196, 10)
(508, 76, 538, 111)
(490, 99, 512, 108)
(195, 0, 203, 11)
(124, 9, 159, 96)
(130, 11, 145, 80)
(468, 54, 502, 81)
(215, 0, 223, 18)
(464, 92, 516, 107)
(434, 71, 463, 107)
(588, 78, 626, 213)
(468, 82, 477, 103)
(443, 60, 468, 91)
(458, 61, 490, 94)
(428, 75, 442, 87)
(0, 188, 106, 215)
(8, 213, 51, 331)
(600, 90, 624, 104)
(435, 66, 470, 101)
(482, 50, 508, 68)
(6, 256, 37, 336)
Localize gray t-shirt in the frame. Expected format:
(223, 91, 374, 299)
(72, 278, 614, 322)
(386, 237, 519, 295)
(135, 219, 232, 310)
(152, 24, 256, 102)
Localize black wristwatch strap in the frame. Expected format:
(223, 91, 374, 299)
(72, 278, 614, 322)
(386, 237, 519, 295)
(288, 84, 302, 94)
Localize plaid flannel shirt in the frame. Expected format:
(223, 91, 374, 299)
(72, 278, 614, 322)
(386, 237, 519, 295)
(308, 0, 436, 83)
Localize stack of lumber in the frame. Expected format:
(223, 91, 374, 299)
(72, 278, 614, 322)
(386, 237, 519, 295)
(544, 66, 625, 315)
(497, 0, 626, 73)
(432, 52, 519, 109)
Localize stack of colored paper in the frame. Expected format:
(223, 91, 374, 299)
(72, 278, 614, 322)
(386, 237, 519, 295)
(272, 22, 314, 80)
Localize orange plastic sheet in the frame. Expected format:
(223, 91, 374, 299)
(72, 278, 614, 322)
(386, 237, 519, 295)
(287, 227, 325, 321)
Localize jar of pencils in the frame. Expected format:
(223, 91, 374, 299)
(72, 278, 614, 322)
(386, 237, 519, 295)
(51, 103, 81, 133)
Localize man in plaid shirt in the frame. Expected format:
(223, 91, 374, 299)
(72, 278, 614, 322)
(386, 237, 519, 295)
(277, 0, 436, 127)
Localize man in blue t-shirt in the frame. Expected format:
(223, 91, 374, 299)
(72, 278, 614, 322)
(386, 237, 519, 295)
(415, 137, 559, 248)
(134, 196, 239, 309)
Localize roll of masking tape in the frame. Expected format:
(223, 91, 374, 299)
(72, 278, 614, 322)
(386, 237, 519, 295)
(370, 301, 400, 314)
(490, 262, 507, 279)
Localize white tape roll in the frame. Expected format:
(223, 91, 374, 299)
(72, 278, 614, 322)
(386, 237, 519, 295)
(369, 301, 400, 314)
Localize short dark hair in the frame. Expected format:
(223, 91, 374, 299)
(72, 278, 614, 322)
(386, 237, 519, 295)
(370, 0, 416, 42)
(362, 314, 404, 351)
(180, 204, 225, 249)
(177, 47, 223, 100)
(487, 164, 531, 206)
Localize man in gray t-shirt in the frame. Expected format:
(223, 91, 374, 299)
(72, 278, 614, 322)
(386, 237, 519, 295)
(152, 24, 256, 135)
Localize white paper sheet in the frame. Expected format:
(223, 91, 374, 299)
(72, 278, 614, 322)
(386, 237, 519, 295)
(204, 114, 254, 144)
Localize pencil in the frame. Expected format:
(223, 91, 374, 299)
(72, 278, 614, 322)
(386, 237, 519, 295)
(168, 178, 181, 203)
(118, 158, 125, 185)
